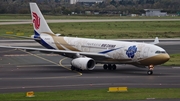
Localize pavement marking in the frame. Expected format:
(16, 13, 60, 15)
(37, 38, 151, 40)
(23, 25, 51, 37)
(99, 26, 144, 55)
(0, 76, 80, 80)
(19, 49, 82, 76)
(0, 83, 111, 90)
(0, 49, 16, 53)
(16, 65, 59, 67)
(59, 57, 82, 76)
(172, 67, 180, 69)
(1, 82, 180, 90)
(1, 74, 180, 80)
(4, 54, 59, 57)
(19, 49, 68, 69)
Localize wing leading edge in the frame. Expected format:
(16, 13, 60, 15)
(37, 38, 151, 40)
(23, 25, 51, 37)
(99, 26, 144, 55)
(0, 46, 111, 60)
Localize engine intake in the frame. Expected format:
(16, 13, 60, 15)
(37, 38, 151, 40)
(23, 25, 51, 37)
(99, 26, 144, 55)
(71, 57, 95, 70)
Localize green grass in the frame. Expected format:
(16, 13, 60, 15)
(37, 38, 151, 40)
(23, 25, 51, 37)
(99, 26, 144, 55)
(164, 53, 180, 66)
(0, 88, 180, 100)
(1, 21, 180, 39)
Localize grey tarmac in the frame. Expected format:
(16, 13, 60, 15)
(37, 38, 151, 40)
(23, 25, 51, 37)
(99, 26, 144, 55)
(0, 39, 179, 94)
(0, 19, 180, 100)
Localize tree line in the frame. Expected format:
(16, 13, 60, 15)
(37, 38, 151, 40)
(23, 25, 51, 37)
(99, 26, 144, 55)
(0, 0, 180, 15)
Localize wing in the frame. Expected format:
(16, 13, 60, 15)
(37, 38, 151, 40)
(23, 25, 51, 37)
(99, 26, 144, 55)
(0, 46, 111, 60)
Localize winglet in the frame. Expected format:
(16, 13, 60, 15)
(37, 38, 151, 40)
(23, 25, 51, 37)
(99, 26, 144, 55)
(154, 37, 159, 44)
(150, 37, 159, 44)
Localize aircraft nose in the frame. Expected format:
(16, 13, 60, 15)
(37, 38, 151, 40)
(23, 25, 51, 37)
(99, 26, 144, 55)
(151, 54, 170, 65)
(139, 53, 170, 65)
(161, 54, 170, 63)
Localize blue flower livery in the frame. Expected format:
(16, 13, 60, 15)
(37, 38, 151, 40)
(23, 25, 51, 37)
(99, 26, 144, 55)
(126, 45, 137, 58)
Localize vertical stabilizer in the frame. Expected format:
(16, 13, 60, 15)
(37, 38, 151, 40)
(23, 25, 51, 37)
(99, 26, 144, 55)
(29, 3, 54, 35)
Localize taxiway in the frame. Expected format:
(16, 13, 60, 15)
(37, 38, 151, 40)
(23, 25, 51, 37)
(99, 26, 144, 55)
(0, 40, 179, 93)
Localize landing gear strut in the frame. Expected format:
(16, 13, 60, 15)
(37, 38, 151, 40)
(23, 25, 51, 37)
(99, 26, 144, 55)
(103, 64, 108, 70)
(103, 64, 116, 70)
(147, 65, 154, 75)
(71, 66, 82, 71)
(71, 66, 75, 71)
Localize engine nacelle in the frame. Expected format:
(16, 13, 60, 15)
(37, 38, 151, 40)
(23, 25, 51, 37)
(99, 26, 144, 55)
(71, 57, 95, 70)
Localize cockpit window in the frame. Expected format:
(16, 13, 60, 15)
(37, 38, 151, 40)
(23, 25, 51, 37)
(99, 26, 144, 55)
(155, 51, 166, 54)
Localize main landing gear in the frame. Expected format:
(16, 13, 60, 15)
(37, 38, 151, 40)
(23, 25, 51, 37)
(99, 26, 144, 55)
(147, 65, 154, 75)
(103, 64, 116, 70)
(71, 66, 82, 71)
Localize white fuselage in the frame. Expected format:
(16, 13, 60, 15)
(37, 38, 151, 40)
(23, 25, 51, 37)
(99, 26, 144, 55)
(39, 33, 169, 66)
(29, 2, 170, 68)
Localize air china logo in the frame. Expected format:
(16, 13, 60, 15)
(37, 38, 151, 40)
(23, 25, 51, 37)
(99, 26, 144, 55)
(32, 12, 40, 30)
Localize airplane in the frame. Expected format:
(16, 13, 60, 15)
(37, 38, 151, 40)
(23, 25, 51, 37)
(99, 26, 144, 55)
(0, 2, 170, 75)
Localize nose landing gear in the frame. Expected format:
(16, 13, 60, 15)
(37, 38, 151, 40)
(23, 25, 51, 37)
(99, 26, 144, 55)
(147, 65, 154, 75)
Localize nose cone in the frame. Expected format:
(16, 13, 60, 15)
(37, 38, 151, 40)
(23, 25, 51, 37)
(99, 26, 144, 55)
(151, 54, 170, 65)
(140, 54, 170, 65)
(159, 54, 170, 63)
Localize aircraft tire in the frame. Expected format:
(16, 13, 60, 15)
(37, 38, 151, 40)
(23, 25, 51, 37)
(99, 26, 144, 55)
(147, 70, 153, 75)
(71, 66, 75, 71)
(103, 64, 108, 70)
(76, 68, 82, 71)
(108, 67, 112, 70)
(108, 64, 112, 70)
(112, 64, 116, 70)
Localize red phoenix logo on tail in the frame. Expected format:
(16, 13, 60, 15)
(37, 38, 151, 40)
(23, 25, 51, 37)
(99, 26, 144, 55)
(32, 12, 40, 30)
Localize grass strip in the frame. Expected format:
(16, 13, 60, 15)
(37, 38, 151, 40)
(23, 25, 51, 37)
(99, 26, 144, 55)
(0, 21, 180, 39)
(0, 88, 180, 100)
(163, 53, 180, 66)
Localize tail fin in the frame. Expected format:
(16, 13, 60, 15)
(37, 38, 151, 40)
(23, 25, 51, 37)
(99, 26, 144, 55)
(29, 3, 54, 35)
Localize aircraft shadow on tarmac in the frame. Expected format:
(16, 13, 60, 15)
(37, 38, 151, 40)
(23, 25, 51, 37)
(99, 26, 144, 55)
(43, 65, 170, 76)
(10, 64, 170, 76)
(81, 68, 154, 76)
(17, 65, 75, 74)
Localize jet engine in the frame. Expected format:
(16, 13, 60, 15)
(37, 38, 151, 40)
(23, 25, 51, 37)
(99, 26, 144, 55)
(71, 57, 95, 70)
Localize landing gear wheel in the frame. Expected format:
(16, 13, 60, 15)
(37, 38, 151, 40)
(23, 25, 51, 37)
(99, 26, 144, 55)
(103, 64, 108, 70)
(112, 64, 116, 70)
(71, 66, 75, 71)
(71, 66, 82, 71)
(147, 65, 154, 75)
(103, 64, 117, 70)
(147, 70, 153, 75)
(108, 64, 112, 70)
(76, 68, 82, 71)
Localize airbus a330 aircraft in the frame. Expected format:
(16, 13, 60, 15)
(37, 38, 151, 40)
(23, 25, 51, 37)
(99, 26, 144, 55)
(0, 3, 170, 75)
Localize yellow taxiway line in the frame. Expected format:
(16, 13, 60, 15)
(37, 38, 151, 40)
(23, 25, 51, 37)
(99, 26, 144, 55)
(19, 49, 82, 76)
